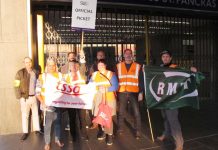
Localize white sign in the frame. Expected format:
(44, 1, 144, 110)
(71, 0, 97, 30)
(45, 82, 96, 109)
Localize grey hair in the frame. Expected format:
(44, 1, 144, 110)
(23, 57, 32, 62)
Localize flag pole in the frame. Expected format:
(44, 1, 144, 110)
(147, 108, 155, 142)
(80, 31, 84, 53)
(43, 108, 46, 126)
(143, 65, 155, 142)
(144, 16, 155, 142)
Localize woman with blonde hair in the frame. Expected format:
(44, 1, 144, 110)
(36, 57, 64, 150)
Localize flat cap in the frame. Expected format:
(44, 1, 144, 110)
(160, 50, 172, 57)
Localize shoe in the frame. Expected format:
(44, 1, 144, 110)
(97, 131, 106, 140)
(106, 134, 113, 146)
(65, 124, 70, 131)
(44, 144, 50, 150)
(116, 129, 123, 135)
(175, 147, 183, 150)
(81, 131, 89, 141)
(55, 140, 64, 147)
(20, 133, 28, 141)
(157, 134, 166, 141)
(135, 131, 141, 140)
(89, 123, 98, 129)
(35, 130, 43, 135)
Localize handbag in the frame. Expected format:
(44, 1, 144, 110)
(92, 88, 112, 128)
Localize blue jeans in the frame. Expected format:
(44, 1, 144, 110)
(44, 109, 62, 144)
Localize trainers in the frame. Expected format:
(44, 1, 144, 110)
(116, 128, 123, 135)
(175, 147, 183, 150)
(44, 144, 50, 150)
(135, 131, 141, 139)
(65, 124, 70, 131)
(106, 134, 113, 145)
(35, 130, 44, 135)
(97, 131, 106, 140)
(55, 140, 64, 147)
(81, 131, 89, 141)
(20, 133, 28, 141)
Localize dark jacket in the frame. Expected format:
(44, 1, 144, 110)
(88, 60, 115, 79)
(14, 68, 38, 99)
(160, 63, 177, 68)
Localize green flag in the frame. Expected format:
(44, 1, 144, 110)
(143, 66, 204, 109)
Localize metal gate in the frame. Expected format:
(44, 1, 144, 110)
(33, 3, 218, 100)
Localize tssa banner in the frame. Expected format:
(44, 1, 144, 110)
(143, 66, 204, 109)
(44, 81, 96, 109)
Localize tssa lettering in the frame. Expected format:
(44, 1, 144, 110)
(73, 86, 80, 93)
(56, 83, 80, 94)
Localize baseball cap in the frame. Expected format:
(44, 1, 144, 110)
(160, 50, 172, 57)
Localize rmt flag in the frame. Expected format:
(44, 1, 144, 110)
(143, 66, 204, 109)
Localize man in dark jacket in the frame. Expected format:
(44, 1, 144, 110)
(14, 57, 40, 141)
(157, 50, 197, 150)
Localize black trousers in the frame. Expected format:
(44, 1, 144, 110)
(68, 108, 87, 138)
(117, 92, 141, 132)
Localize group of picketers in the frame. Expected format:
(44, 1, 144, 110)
(14, 49, 197, 150)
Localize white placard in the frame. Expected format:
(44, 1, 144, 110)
(71, 0, 97, 30)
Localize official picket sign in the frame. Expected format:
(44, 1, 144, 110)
(71, 0, 97, 29)
(44, 82, 96, 109)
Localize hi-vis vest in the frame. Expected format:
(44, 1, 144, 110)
(65, 71, 85, 85)
(117, 62, 141, 93)
(36, 72, 62, 102)
(92, 70, 115, 101)
(169, 64, 177, 68)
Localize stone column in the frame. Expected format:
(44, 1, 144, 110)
(0, 0, 29, 134)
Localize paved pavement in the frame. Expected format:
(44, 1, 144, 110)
(1, 101, 218, 150)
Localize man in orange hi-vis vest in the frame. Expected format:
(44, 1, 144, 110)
(116, 49, 144, 139)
